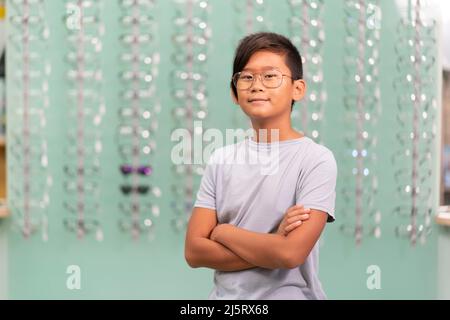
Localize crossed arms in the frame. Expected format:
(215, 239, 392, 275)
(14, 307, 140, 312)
(184, 206, 328, 271)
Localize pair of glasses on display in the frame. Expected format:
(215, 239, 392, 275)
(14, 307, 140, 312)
(343, 100, 381, 120)
(65, 180, 99, 194)
(290, 29, 324, 52)
(64, 163, 100, 178)
(171, 88, 207, 103)
(340, 215, 382, 240)
(340, 225, 382, 241)
(393, 166, 432, 187)
(393, 74, 435, 92)
(232, 0, 268, 29)
(394, 129, 435, 147)
(118, 141, 156, 159)
(121, 14, 155, 28)
(118, 123, 157, 136)
(9, 139, 48, 163)
(120, 0, 155, 8)
(64, 200, 99, 214)
(341, 183, 377, 205)
(118, 199, 157, 239)
(173, 16, 208, 31)
(120, 164, 153, 176)
(172, 103, 207, 116)
(64, 216, 103, 241)
(120, 184, 161, 197)
(119, 202, 160, 217)
(396, 182, 432, 201)
(119, 70, 154, 84)
(117, 142, 156, 161)
(393, 204, 432, 218)
(120, 53, 159, 72)
(119, 107, 154, 122)
(396, 54, 435, 73)
(10, 202, 49, 239)
(395, 38, 435, 60)
(121, 88, 155, 101)
(67, 69, 102, 83)
(395, 223, 432, 241)
(118, 218, 155, 238)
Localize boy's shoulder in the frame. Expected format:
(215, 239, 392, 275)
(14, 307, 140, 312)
(308, 139, 334, 158)
(305, 140, 337, 173)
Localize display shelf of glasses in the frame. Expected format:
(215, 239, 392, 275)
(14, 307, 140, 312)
(231, 0, 268, 130)
(170, 0, 210, 232)
(392, 0, 437, 245)
(8, 0, 52, 239)
(289, 0, 325, 142)
(339, 0, 382, 246)
(232, 0, 268, 42)
(116, 0, 161, 241)
(63, 0, 105, 241)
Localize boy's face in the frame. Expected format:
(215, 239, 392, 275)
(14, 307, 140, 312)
(232, 50, 306, 121)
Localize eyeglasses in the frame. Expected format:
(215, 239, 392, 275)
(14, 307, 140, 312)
(10, 205, 48, 240)
(64, 216, 103, 240)
(120, 0, 155, 7)
(120, 164, 153, 176)
(118, 141, 157, 159)
(121, 14, 155, 27)
(64, 201, 99, 215)
(65, 181, 98, 194)
(118, 217, 154, 235)
(171, 70, 206, 82)
(393, 205, 433, 218)
(64, 164, 100, 178)
(395, 223, 432, 240)
(396, 184, 432, 202)
(120, 184, 161, 197)
(340, 223, 381, 240)
(232, 69, 295, 90)
(119, 202, 160, 217)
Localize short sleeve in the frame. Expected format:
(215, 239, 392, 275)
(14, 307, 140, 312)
(193, 151, 218, 210)
(296, 150, 337, 223)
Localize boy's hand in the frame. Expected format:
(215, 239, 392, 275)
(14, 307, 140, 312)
(276, 205, 311, 236)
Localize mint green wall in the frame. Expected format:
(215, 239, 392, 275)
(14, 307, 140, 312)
(3, 0, 440, 299)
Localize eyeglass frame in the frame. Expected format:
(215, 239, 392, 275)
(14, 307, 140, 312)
(231, 69, 297, 91)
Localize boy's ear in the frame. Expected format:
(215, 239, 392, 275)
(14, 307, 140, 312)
(292, 79, 306, 102)
(230, 89, 239, 105)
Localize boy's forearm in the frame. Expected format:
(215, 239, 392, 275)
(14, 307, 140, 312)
(211, 224, 289, 269)
(187, 237, 255, 272)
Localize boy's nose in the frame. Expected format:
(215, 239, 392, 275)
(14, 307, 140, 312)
(250, 75, 265, 91)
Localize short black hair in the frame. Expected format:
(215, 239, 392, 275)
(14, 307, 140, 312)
(230, 32, 303, 110)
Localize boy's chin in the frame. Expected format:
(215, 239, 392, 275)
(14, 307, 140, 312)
(242, 107, 283, 120)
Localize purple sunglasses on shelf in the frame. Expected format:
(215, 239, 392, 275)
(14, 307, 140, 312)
(120, 164, 153, 176)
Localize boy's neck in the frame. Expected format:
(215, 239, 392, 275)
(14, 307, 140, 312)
(250, 119, 304, 143)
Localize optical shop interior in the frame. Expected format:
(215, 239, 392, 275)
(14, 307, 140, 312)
(1, 0, 450, 300)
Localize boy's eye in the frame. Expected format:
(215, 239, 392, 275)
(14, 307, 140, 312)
(240, 74, 253, 81)
(264, 73, 278, 79)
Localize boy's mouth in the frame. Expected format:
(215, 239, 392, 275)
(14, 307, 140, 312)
(248, 98, 270, 102)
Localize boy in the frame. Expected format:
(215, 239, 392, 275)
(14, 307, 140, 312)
(185, 32, 337, 299)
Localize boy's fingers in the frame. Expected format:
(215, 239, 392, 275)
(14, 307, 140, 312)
(285, 221, 302, 233)
(287, 214, 309, 224)
(287, 208, 310, 218)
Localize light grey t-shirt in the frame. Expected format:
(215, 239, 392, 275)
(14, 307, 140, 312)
(194, 136, 337, 300)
